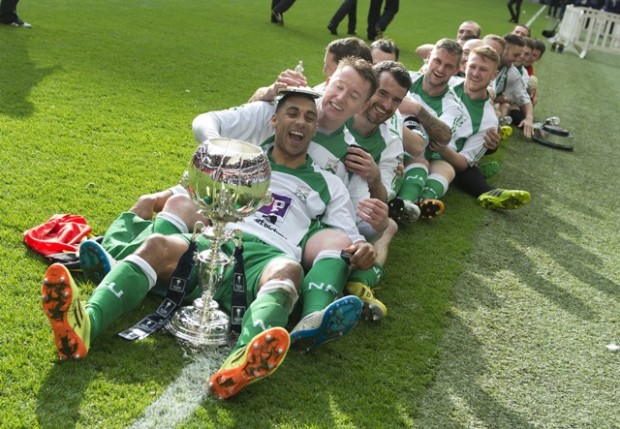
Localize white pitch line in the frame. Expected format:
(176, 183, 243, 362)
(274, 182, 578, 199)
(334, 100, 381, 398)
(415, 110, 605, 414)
(526, 5, 548, 28)
(128, 348, 228, 429)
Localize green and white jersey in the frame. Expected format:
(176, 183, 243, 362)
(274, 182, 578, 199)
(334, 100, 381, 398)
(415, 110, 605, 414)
(344, 112, 404, 197)
(191, 100, 373, 241)
(516, 65, 530, 89)
(406, 72, 465, 143)
(446, 81, 499, 166)
(192, 101, 276, 146)
(262, 124, 377, 241)
(229, 151, 364, 261)
(308, 121, 391, 240)
(493, 65, 531, 107)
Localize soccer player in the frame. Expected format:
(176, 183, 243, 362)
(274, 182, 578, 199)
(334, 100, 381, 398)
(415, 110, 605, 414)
(41, 88, 375, 400)
(450, 44, 532, 210)
(391, 38, 465, 221)
(195, 57, 388, 243)
(494, 33, 535, 139)
(340, 60, 416, 320)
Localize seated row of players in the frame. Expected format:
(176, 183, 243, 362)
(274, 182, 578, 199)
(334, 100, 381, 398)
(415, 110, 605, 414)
(39, 29, 541, 400)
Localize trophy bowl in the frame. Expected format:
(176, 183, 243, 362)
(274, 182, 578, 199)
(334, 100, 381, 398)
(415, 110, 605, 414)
(167, 138, 272, 347)
(186, 138, 272, 222)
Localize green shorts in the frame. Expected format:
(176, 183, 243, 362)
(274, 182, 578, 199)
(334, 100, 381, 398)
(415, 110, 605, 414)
(103, 213, 293, 311)
(101, 212, 182, 260)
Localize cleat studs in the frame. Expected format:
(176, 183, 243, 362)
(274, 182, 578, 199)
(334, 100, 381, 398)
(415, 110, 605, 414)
(74, 354, 81, 360)
(59, 276, 66, 284)
(207, 381, 214, 389)
(253, 342, 260, 350)
(277, 348, 284, 354)
(62, 290, 70, 297)
(265, 334, 273, 342)
(43, 278, 49, 284)
(41, 294, 48, 302)
(268, 363, 275, 369)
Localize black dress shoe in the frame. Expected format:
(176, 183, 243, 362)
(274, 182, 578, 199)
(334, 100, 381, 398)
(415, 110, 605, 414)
(327, 24, 338, 35)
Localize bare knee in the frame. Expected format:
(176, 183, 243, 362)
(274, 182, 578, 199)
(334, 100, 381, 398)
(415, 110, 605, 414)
(259, 258, 303, 291)
(135, 234, 189, 279)
(302, 229, 352, 269)
(130, 190, 173, 220)
(162, 194, 210, 231)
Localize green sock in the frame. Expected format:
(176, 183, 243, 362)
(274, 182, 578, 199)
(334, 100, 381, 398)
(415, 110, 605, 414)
(397, 163, 428, 201)
(87, 260, 153, 340)
(347, 263, 384, 288)
(420, 173, 448, 200)
(234, 291, 289, 352)
(301, 252, 349, 317)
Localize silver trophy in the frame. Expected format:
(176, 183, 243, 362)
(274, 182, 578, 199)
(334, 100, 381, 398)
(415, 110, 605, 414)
(166, 138, 271, 346)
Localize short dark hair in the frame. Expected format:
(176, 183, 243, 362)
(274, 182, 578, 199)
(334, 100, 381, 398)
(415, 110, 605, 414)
(533, 39, 546, 57)
(370, 38, 400, 61)
(276, 91, 319, 112)
(373, 61, 411, 91)
(433, 38, 464, 67)
(523, 37, 536, 50)
(327, 37, 373, 64)
(503, 33, 525, 47)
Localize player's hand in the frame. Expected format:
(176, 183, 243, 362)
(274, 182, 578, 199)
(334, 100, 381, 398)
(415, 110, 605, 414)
(395, 161, 404, 177)
(275, 69, 308, 90)
(520, 118, 534, 139)
(345, 145, 380, 184)
(484, 128, 501, 151)
(343, 242, 376, 271)
(357, 198, 389, 233)
(428, 139, 447, 153)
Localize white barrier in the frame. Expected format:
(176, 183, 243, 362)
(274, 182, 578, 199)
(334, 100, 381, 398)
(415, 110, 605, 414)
(553, 5, 620, 58)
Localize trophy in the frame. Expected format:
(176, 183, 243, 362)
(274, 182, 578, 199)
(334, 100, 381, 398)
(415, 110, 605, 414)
(166, 138, 271, 346)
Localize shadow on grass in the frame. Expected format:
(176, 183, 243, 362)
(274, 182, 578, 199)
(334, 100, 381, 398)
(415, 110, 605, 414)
(0, 28, 60, 118)
(421, 312, 538, 429)
(35, 298, 186, 429)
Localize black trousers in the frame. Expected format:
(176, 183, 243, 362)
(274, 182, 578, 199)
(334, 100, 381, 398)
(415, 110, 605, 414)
(453, 166, 493, 198)
(329, 0, 357, 34)
(272, 0, 296, 14)
(367, 0, 399, 39)
(507, 0, 523, 22)
(0, 0, 20, 23)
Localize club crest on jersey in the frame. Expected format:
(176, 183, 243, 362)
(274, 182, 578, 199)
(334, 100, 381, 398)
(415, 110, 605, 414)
(325, 158, 340, 174)
(258, 193, 292, 222)
(294, 184, 312, 202)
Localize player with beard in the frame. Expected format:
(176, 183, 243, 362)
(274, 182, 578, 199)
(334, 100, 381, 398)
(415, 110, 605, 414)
(493, 33, 534, 139)
(339, 60, 428, 320)
(391, 38, 465, 221)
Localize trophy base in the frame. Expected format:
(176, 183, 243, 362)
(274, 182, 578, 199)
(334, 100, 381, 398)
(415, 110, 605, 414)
(166, 298, 230, 347)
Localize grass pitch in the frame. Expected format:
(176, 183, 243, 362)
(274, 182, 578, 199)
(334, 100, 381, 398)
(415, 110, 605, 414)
(1, 0, 619, 428)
